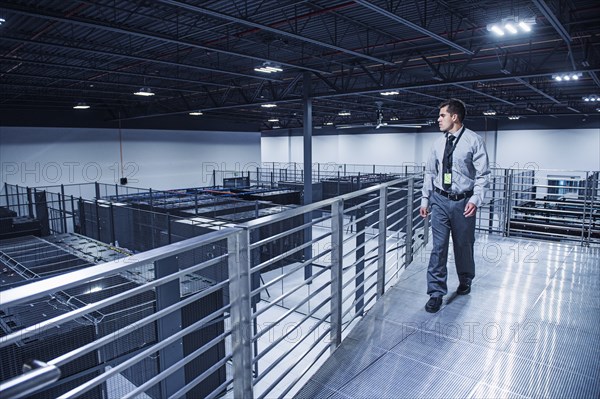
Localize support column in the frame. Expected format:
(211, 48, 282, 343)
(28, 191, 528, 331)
(303, 72, 313, 280)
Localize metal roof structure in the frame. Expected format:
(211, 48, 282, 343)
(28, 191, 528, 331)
(1, 0, 599, 130)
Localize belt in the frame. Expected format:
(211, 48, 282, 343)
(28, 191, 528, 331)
(434, 187, 473, 201)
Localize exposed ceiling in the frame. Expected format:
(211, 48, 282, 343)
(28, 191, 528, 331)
(1, 0, 599, 130)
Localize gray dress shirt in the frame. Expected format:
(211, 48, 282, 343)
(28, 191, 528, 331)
(421, 127, 490, 208)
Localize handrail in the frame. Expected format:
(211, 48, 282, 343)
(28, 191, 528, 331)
(0, 227, 240, 309)
(0, 360, 61, 399)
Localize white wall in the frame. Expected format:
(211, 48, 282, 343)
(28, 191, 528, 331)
(0, 127, 261, 190)
(262, 127, 599, 171)
(495, 128, 600, 171)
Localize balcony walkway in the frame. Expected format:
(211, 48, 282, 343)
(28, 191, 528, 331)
(296, 233, 600, 398)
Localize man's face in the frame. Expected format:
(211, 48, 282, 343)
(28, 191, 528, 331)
(437, 105, 455, 132)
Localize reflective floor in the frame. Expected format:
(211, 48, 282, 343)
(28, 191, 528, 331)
(295, 234, 600, 398)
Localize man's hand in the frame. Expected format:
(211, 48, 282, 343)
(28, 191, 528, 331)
(464, 202, 477, 217)
(420, 206, 429, 218)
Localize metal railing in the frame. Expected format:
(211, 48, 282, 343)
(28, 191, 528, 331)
(0, 176, 426, 399)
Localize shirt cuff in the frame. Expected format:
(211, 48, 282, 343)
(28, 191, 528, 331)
(421, 197, 429, 208)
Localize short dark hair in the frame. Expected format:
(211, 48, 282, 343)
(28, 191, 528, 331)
(439, 98, 466, 122)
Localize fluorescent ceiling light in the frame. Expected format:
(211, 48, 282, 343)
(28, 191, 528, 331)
(338, 110, 351, 116)
(380, 91, 399, 96)
(134, 87, 155, 96)
(483, 110, 496, 116)
(261, 103, 277, 108)
(73, 102, 90, 109)
(0, 18, 5, 26)
(189, 111, 203, 115)
(267, 118, 279, 122)
(489, 24, 505, 36)
(255, 62, 283, 73)
(518, 21, 531, 32)
(582, 95, 599, 102)
(508, 115, 520, 120)
(324, 122, 334, 126)
(390, 116, 399, 121)
(504, 23, 518, 34)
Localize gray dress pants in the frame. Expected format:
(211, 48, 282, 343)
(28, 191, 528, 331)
(427, 191, 476, 297)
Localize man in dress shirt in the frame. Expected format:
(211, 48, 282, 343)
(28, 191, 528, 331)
(419, 98, 490, 313)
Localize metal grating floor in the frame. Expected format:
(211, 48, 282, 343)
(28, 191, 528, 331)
(295, 234, 600, 399)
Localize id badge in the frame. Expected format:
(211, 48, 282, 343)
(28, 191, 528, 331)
(443, 173, 452, 185)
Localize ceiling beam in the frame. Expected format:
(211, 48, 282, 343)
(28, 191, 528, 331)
(156, 0, 394, 66)
(513, 77, 561, 104)
(0, 2, 330, 75)
(352, 0, 474, 55)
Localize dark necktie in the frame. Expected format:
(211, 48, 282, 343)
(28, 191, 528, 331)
(442, 134, 455, 190)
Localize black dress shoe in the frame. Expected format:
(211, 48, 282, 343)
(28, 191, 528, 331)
(457, 281, 471, 295)
(425, 296, 443, 313)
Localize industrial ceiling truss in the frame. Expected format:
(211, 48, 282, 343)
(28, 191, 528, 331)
(0, 0, 599, 129)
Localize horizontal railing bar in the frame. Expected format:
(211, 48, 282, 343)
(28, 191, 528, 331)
(249, 213, 331, 249)
(252, 297, 331, 365)
(238, 176, 411, 229)
(1, 228, 240, 308)
(271, 332, 331, 399)
(343, 195, 381, 214)
(122, 331, 231, 399)
(205, 378, 234, 399)
(57, 305, 229, 399)
(250, 230, 331, 274)
(170, 353, 232, 399)
(251, 251, 332, 299)
(257, 326, 331, 399)
(51, 282, 231, 368)
(1, 253, 229, 349)
(252, 269, 331, 322)
(253, 312, 331, 387)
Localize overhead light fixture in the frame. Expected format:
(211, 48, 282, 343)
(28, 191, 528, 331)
(390, 116, 399, 121)
(73, 102, 90, 109)
(483, 110, 497, 116)
(582, 95, 599, 102)
(267, 118, 279, 122)
(189, 111, 203, 115)
(134, 87, 155, 96)
(254, 62, 283, 73)
(487, 17, 535, 36)
(272, 125, 281, 129)
(261, 103, 277, 108)
(380, 91, 399, 96)
(0, 18, 5, 26)
(597, 108, 600, 112)
(324, 122, 334, 126)
(508, 115, 521, 120)
(338, 110, 351, 116)
(552, 72, 582, 82)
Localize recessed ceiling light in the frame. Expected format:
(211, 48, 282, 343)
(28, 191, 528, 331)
(73, 102, 90, 109)
(189, 111, 203, 115)
(134, 87, 155, 96)
(261, 103, 277, 108)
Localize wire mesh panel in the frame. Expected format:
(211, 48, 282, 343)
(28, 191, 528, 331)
(0, 229, 236, 399)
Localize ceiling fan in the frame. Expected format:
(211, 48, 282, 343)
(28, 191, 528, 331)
(336, 102, 424, 129)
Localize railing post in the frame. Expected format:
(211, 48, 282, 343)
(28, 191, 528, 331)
(26, 187, 34, 218)
(377, 186, 388, 298)
(60, 184, 68, 233)
(4, 182, 9, 208)
(404, 178, 414, 265)
(94, 182, 100, 199)
(330, 199, 344, 352)
(505, 169, 513, 237)
(228, 230, 254, 399)
(154, 255, 186, 398)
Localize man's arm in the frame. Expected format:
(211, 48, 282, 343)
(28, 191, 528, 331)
(467, 137, 491, 209)
(420, 145, 437, 216)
